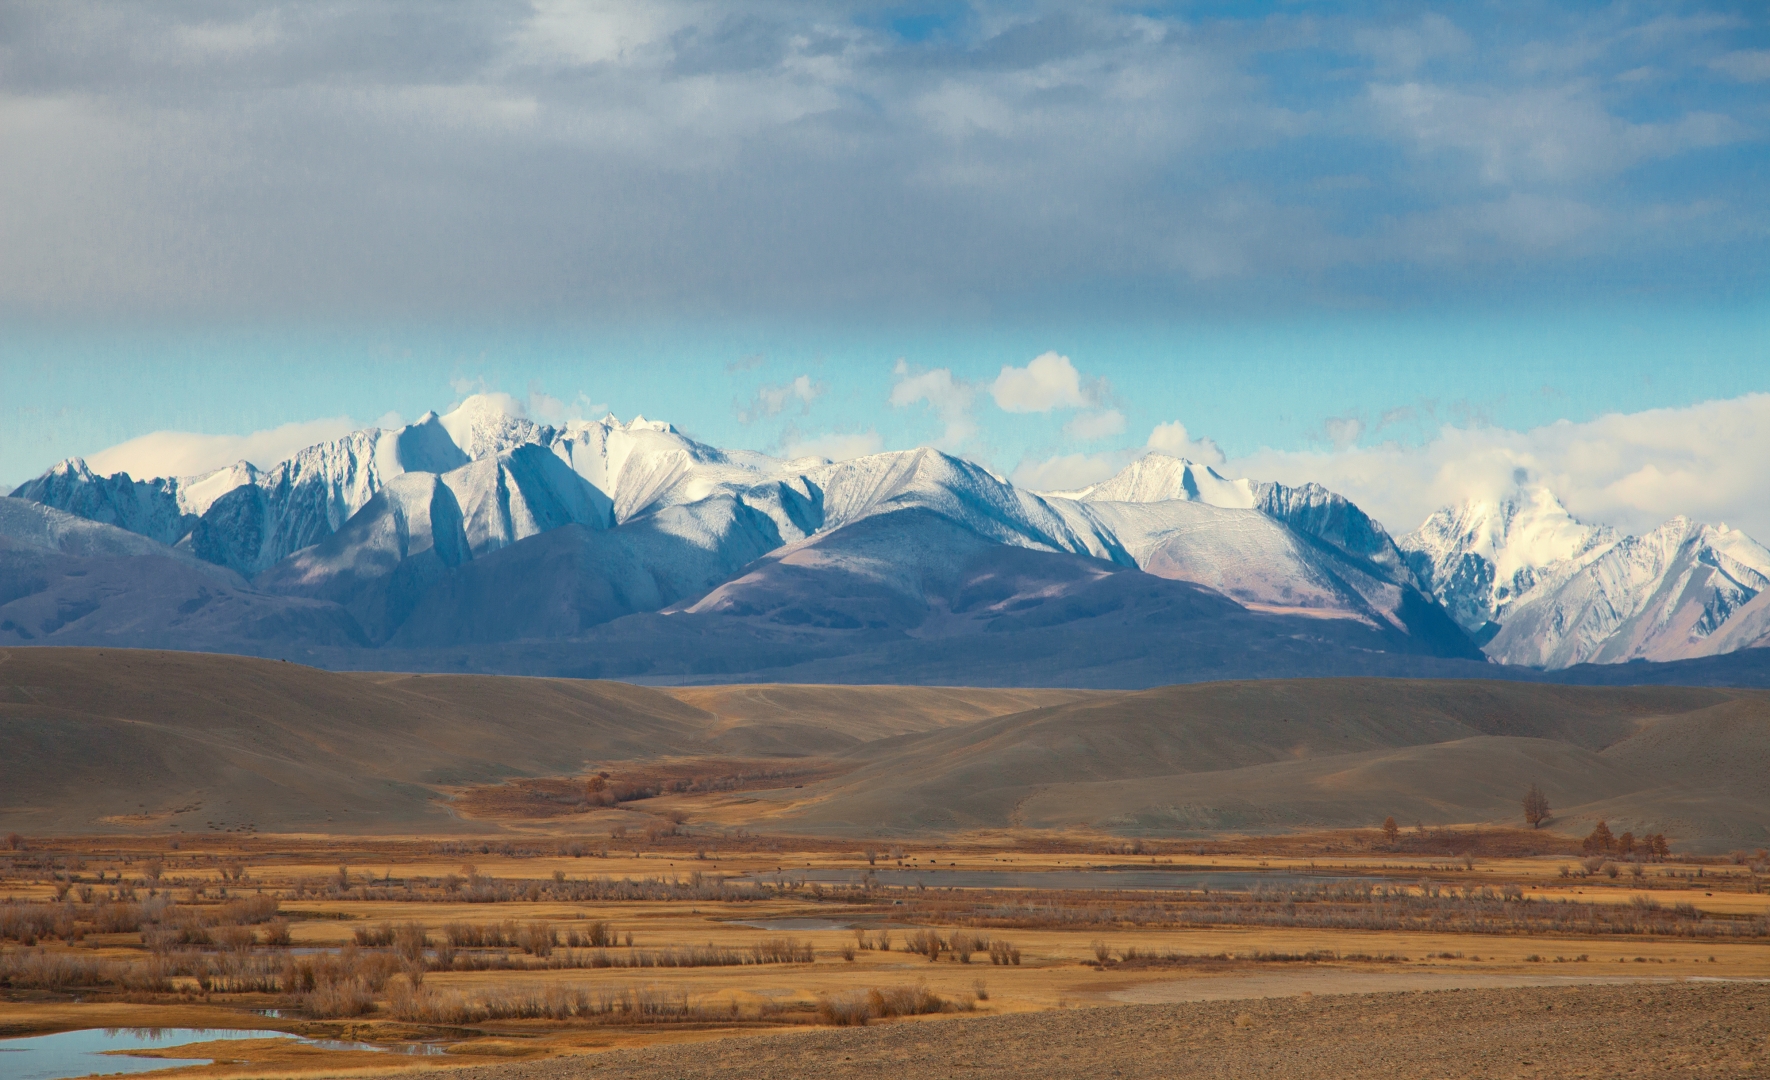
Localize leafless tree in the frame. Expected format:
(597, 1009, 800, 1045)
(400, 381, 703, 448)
(1523, 783, 1551, 829)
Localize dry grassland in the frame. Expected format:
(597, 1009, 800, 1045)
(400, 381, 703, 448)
(3, 829, 1768, 1079)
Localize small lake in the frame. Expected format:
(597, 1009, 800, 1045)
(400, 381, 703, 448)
(0, 1027, 442, 1080)
(738, 868, 1362, 892)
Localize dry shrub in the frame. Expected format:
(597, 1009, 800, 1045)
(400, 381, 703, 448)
(0, 949, 113, 988)
(949, 932, 989, 963)
(354, 922, 396, 947)
(281, 946, 400, 1016)
(751, 937, 814, 964)
(212, 923, 256, 953)
(387, 982, 702, 1024)
(260, 918, 292, 947)
(305, 980, 377, 1018)
(392, 921, 429, 963)
(987, 940, 1021, 965)
(218, 895, 279, 925)
(867, 984, 950, 1018)
(816, 984, 951, 1026)
(517, 921, 556, 957)
(0, 904, 75, 944)
(564, 921, 612, 948)
(905, 929, 944, 960)
(818, 991, 872, 1026)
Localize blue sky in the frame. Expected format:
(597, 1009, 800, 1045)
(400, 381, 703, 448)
(1, 2, 1767, 535)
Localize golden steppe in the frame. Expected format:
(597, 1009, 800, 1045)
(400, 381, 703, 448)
(3, 647, 1768, 1077)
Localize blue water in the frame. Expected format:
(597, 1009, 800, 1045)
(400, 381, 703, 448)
(0, 1027, 441, 1080)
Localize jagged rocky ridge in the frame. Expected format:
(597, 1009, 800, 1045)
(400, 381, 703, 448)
(1399, 489, 1770, 667)
(11, 397, 1767, 674)
(4, 397, 1483, 674)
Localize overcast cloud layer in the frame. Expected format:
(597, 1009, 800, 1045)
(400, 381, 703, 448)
(2, 2, 1765, 319)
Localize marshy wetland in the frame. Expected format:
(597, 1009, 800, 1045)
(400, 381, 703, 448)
(2, 827, 1768, 1078)
(4, 653, 1770, 1076)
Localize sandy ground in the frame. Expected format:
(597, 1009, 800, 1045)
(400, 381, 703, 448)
(1107, 969, 1769, 1002)
(404, 982, 1770, 1079)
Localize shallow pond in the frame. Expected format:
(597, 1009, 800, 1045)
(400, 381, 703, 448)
(0, 1026, 442, 1080)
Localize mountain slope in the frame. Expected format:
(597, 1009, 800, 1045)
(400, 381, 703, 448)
(387, 497, 785, 647)
(1487, 517, 1770, 667)
(1400, 488, 1770, 669)
(0, 534, 367, 652)
(1399, 488, 1616, 637)
(26, 396, 1770, 680)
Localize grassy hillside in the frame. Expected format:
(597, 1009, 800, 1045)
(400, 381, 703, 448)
(766, 680, 1770, 848)
(4, 649, 1765, 849)
(0, 649, 1080, 835)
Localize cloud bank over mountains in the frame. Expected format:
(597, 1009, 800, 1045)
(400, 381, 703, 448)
(1231, 392, 1770, 543)
(0, 3, 1762, 320)
(79, 370, 1770, 546)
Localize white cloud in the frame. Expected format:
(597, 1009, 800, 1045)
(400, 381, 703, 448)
(1146, 421, 1225, 465)
(1710, 50, 1770, 82)
(447, 390, 526, 418)
(85, 417, 360, 480)
(889, 361, 977, 449)
(1229, 393, 1770, 540)
(527, 389, 609, 425)
(740, 374, 823, 423)
(1011, 452, 1123, 493)
(1063, 408, 1127, 442)
(990, 352, 1102, 413)
(1368, 81, 1742, 185)
(1352, 13, 1470, 73)
(1322, 415, 1366, 450)
(783, 430, 883, 462)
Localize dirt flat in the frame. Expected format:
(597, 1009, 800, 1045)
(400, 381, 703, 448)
(413, 982, 1768, 1079)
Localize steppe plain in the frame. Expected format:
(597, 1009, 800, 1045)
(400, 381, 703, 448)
(2, 647, 1768, 1078)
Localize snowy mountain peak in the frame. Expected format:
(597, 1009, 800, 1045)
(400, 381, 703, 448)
(1398, 486, 1617, 634)
(438, 394, 543, 460)
(43, 457, 98, 480)
(1487, 510, 1770, 668)
(1065, 454, 1258, 509)
(15, 404, 1770, 673)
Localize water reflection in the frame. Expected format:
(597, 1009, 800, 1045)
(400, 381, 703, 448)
(0, 1026, 442, 1080)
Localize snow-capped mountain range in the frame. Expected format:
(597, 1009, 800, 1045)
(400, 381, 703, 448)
(5, 394, 1767, 678)
(1400, 490, 1770, 668)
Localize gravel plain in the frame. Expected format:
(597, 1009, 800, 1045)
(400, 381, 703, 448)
(418, 982, 1769, 1080)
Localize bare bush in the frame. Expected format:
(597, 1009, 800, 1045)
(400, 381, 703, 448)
(818, 991, 872, 1026)
(905, 929, 945, 961)
(949, 932, 988, 963)
(387, 983, 704, 1025)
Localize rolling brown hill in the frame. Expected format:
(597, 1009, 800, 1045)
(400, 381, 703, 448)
(763, 680, 1770, 850)
(0, 648, 1083, 835)
(4, 648, 1766, 849)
